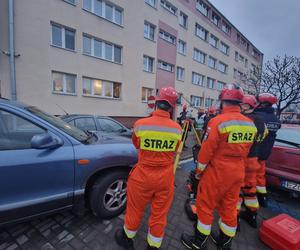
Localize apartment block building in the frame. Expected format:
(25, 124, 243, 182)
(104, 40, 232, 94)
(0, 0, 263, 119)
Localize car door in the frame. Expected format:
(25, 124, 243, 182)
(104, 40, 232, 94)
(97, 117, 131, 137)
(0, 108, 75, 226)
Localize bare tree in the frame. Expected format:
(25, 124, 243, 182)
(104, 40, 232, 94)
(259, 56, 300, 116)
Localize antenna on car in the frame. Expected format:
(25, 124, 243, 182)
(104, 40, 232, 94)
(56, 104, 69, 115)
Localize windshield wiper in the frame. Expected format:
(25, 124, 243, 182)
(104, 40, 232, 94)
(275, 138, 300, 148)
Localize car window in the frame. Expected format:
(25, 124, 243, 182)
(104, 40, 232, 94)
(97, 118, 123, 132)
(26, 107, 88, 142)
(75, 118, 97, 131)
(0, 109, 45, 150)
(68, 119, 75, 126)
(275, 128, 300, 148)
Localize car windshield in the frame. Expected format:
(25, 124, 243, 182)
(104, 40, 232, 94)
(26, 106, 89, 142)
(276, 127, 300, 147)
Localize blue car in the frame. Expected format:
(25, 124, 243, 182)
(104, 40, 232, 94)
(0, 98, 137, 227)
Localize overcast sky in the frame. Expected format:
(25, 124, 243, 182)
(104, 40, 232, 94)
(209, 0, 300, 63)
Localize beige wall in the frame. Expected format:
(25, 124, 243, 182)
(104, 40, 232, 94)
(0, 0, 262, 118)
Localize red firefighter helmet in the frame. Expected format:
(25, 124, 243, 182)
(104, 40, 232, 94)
(258, 93, 277, 105)
(156, 86, 178, 108)
(242, 95, 258, 108)
(220, 83, 244, 102)
(208, 106, 217, 115)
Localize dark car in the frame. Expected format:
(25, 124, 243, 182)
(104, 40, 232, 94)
(266, 125, 300, 196)
(61, 114, 132, 138)
(0, 98, 137, 227)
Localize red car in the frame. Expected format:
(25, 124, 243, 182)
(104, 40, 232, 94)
(266, 125, 300, 195)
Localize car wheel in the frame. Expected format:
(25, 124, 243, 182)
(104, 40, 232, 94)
(90, 170, 129, 219)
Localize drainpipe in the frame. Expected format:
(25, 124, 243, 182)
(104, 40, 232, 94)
(9, 0, 17, 101)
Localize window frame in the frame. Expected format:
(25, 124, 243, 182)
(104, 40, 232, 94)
(158, 60, 174, 72)
(196, 0, 209, 17)
(177, 39, 187, 55)
(82, 0, 123, 26)
(179, 11, 188, 29)
(160, 0, 177, 15)
(192, 72, 205, 86)
(141, 87, 154, 102)
(220, 42, 229, 55)
(191, 95, 203, 107)
(82, 76, 121, 99)
(207, 77, 215, 89)
(145, 0, 156, 8)
(208, 56, 217, 70)
(193, 48, 206, 64)
(52, 71, 77, 95)
(143, 55, 155, 73)
(209, 34, 219, 48)
(144, 21, 156, 41)
(195, 23, 208, 41)
(218, 61, 227, 74)
(51, 22, 76, 51)
(159, 30, 176, 44)
(176, 66, 185, 81)
(82, 34, 122, 64)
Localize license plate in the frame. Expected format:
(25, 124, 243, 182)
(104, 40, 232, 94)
(282, 181, 300, 192)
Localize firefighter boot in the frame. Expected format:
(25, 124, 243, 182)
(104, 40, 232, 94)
(115, 228, 134, 250)
(211, 230, 233, 250)
(257, 193, 268, 208)
(181, 229, 209, 250)
(240, 208, 257, 228)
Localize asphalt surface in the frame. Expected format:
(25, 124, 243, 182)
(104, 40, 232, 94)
(1, 133, 299, 250)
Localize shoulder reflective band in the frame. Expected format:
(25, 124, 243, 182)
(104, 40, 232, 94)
(134, 125, 182, 152)
(218, 120, 257, 144)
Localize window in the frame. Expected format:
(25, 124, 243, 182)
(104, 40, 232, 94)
(207, 77, 215, 89)
(211, 12, 220, 26)
(252, 49, 260, 60)
(82, 0, 123, 25)
(251, 64, 257, 73)
(179, 12, 188, 28)
(239, 54, 245, 63)
(145, 0, 156, 8)
(233, 68, 237, 78)
(143, 55, 154, 72)
(52, 71, 76, 94)
(241, 38, 247, 48)
(209, 34, 218, 48)
(205, 98, 214, 107)
(159, 30, 176, 44)
(158, 60, 174, 72)
(191, 95, 203, 107)
(218, 62, 227, 73)
(196, 0, 209, 17)
(245, 59, 248, 68)
(82, 77, 121, 98)
(0, 110, 45, 150)
(193, 49, 206, 64)
(160, 0, 177, 15)
(195, 23, 208, 41)
(220, 42, 229, 55)
(177, 40, 186, 55)
(74, 118, 97, 131)
(63, 0, 76, 5)
(51, 23, 75, 50)
(176, 93, 183, 105)
(144, 22, 155, 41)
(235, 51, 239, 61)
(82, 35, 122, 63)
(98, 118, 123, 132)
(217, 81, 226, 90)
(141, 87, 153, 102)
(192, 72, 205, 86)
(208, 56, 217, 69)
(221, 22, 231, 34)
(176, 67, 185, 81)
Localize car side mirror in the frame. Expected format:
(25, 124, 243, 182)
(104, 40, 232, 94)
(31, 133, 63, 149)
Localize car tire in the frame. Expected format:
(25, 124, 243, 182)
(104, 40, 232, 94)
(89, 170, 129, 219)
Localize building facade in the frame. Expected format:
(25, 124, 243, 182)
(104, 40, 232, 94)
(0, 0, 263, 119)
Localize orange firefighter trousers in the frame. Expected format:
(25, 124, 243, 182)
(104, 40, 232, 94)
(256, 160, 267, 194)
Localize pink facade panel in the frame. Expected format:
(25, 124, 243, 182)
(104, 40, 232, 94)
(155, 21, 178, 89)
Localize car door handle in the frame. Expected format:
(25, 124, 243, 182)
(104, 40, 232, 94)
(285, 152, 300, 156)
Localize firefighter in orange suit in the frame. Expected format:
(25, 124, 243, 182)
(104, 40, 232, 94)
(115, 86, 182, 250)
(181, 84, 257, 250)
(238, 95, 268, 228)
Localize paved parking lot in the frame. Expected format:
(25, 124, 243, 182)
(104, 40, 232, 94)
(0, 163, 281, 250)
